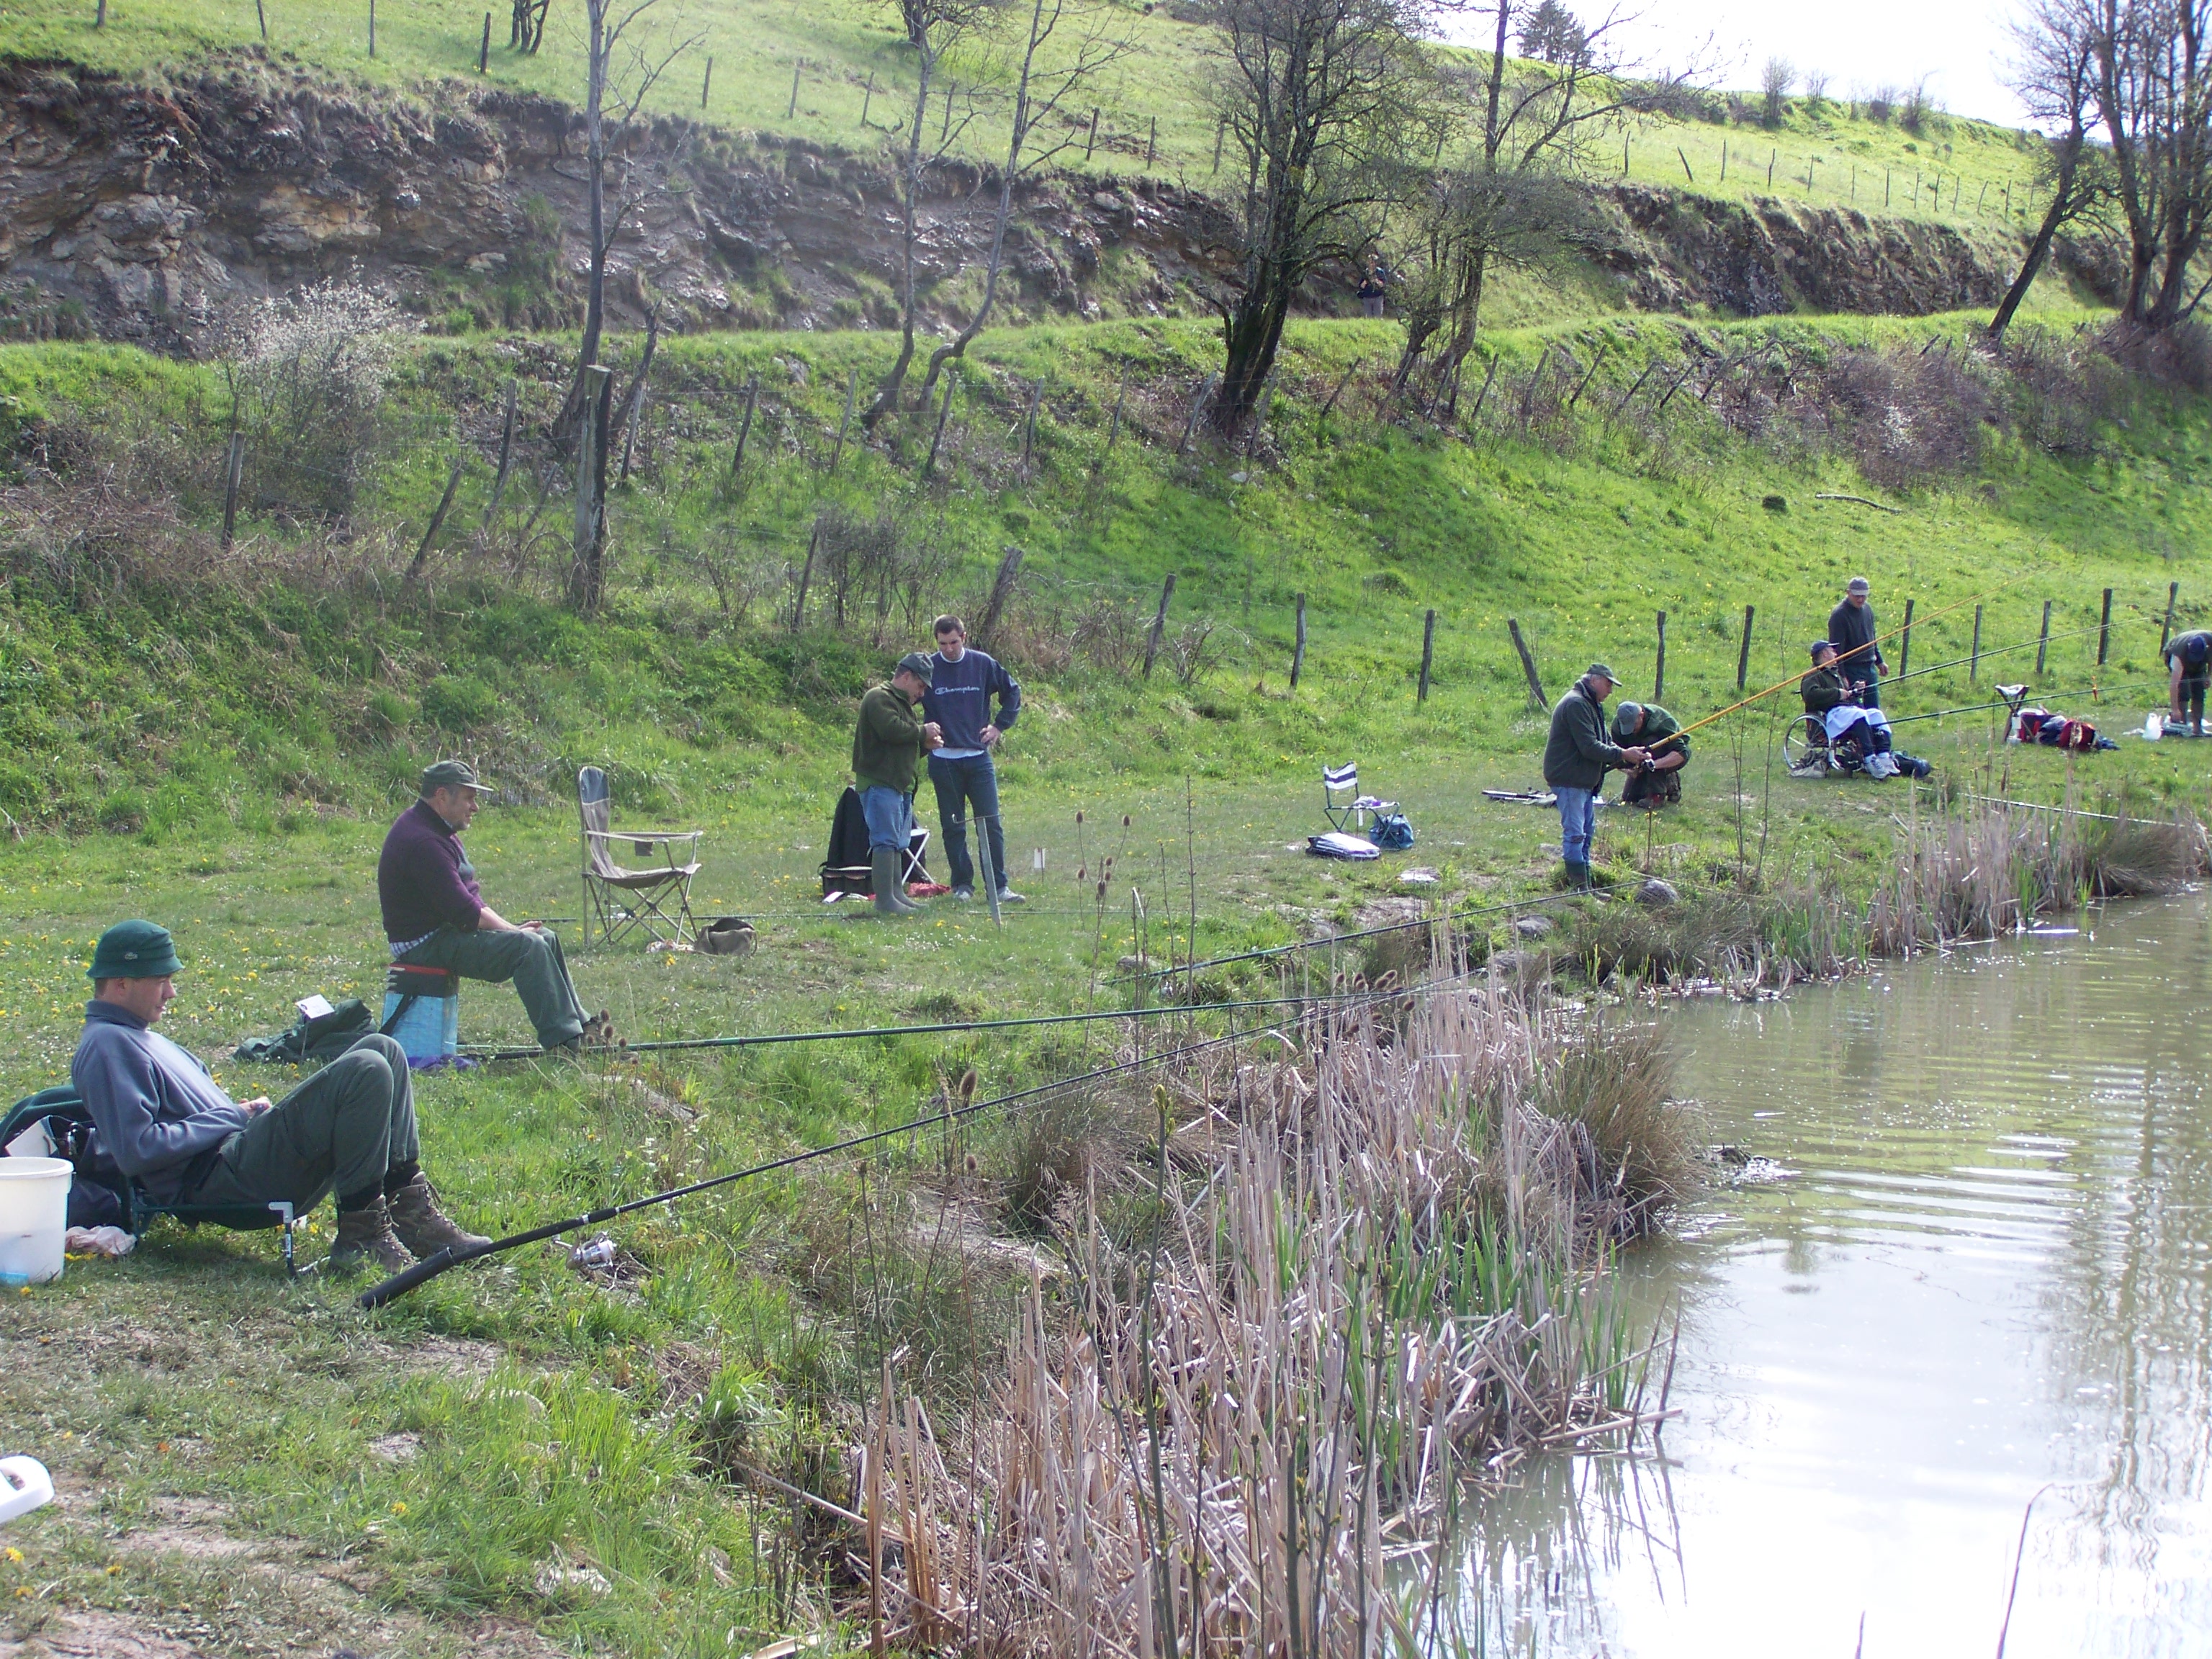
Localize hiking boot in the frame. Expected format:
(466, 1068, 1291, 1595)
(871, 850, 920, 915)
(994, 887, 1026, 906)
(329, 1199, 414, 1276)
(388, 1173, 491, 1258)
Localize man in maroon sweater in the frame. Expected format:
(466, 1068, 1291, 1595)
(377, 761, 609, 1051)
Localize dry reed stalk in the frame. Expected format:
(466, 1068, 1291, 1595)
(862, 962, 1682, 1655)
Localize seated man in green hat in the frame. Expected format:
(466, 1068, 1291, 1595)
(70, 920, 487, 1274)
(1610, 701, 1689, 809)
(377, 760, 612, 1051)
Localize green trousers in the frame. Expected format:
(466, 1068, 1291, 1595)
(398, 925, 588, 1048)
(184, 1034, 419, 1212)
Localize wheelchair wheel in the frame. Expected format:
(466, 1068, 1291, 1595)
(1781, 716, 1825, 771)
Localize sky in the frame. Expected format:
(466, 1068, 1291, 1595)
(1444, 0, 2037, 130)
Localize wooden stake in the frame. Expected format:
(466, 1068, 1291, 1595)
(788, 60, 801, 119)
(1897, 597, 1915, 676)
(1212, 117, 1226, 173)
(1508, 619, 1546, 709)
(1020, 377, 1042, 466)
(1417, 609, 1437, 703)
(1142, 572, 1177, 678)
(860, 71, 874, 126)
(701, 55, 712, 109)
(923, 372, 956, 478)
(830, 365, 859, 474)
(1653, 609, 1667, 703)
(1677, 145, 1694, 184)
(482, 379, 518, 531)
(1970, 604, 1982, 681)
(368, 0, 376, 56)
(1086, 107, 1098, 161)
(406, 453, 467, 589)
(793, 518, 819, 626)
(2098, 587, 2113, 665)
(2036, 599, 2052, 675)
(480, 12, 490, 71)
(220, 432, 244, 550)
(1104, 362, 1130, 455)
(1737, 603, 1755, 691)
(732, 375, 759, 475)
(256, 0, 268, 41)
(2162, 580, 2178, 649)
(1146, 115, 1157, 166)
(1290, 592, 1307, 688)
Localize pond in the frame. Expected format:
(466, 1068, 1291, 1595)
(1465, 891, 2212, 1658)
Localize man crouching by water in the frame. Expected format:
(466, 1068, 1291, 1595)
(71, 920, 487, 1273)
(379, 760, 613, 1051)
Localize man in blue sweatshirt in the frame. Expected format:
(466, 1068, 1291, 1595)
(922, 614, 1025, 904)
(70, 920, 487, 1274)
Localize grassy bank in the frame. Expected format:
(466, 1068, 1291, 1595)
(1, 0, 2056, 236)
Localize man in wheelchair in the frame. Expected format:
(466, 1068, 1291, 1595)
(1797, 642, 1931, 779)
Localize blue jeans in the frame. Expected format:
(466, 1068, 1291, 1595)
(1555, 786, 1596, 866)
(859, 786, 914, 851)
(928, 752, 1006, 893)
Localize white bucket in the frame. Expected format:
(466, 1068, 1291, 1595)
(0, 1158, 73, 1286)
(2145, 711, 2164, 741)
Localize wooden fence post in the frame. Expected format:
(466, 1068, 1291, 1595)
(1653, 609, 1667, 703)
(2163, 580, 2178, 649)
(570, 363, 611, 595)
(1142, 572, 1177, 679)
(405, 453, 467, 590)
(788, 61, 801, 119)
(1897, 598, 1915, 678)
(977, 544, 1024, 648)
(1146, 116, 1157, 167)
(368, 0, 376, 56)
(1417, 609, 1437, 703)
(1086, 108, 1098, 161)
(793, 517, 820, 628)
(1212, 117, 1226, 173)
(1290, 593, 1307, 688)
(480, 12, 491, 71)
(1020, 377, 1043, 467)
(829, 366, 859, 474)
(482, 379, 518, 531)
(923, 372, 956, 478)
(2098, 587, 2113, 665)
(220, 432, 245, 551)
(1737, 604, 1754, 691)
(861, 73, 875, 126)
(2036, 599, 2051, 675)
(1507, 619, 1546, 710)
(256, 0, 268, 40)
(701, 55, 712, 108)
(1970, 604, 1982, 681)
(732, 376, 760, 477)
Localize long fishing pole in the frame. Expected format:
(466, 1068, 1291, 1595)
(1880, 624, 2108, 691)
(1884, 678, 2162, 726)
(1642, 572, 2036, 756)
(358, 971, 1473, 1310)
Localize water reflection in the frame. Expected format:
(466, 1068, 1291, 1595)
(1464, 893, 2212, 1658)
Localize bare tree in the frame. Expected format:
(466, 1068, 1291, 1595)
(1802, 68, 1830, 106)
(1394, 2, 1708, 405)
(1761, 55, 1793, 127)
(914, 0, 1137, 406)
(565, 0, 700, 612)
(1992, 0, 2113, 343)
(863, 0, 996, 430)
(1205, 0, 1434, 441)
(2038, 0, 2212, 331)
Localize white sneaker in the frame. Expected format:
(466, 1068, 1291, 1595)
(952, 887, 975, 902)
(995, 888, 1026, 906)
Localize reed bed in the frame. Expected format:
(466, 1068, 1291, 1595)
(840, 974, 1686, 1656)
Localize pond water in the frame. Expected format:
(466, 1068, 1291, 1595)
(1466, 891, 2212, 1658)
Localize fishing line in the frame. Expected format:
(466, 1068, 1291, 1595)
(357, 970, 1473, 1310)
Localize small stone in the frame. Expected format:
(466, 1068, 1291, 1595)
(1514, 915, 1555, 939)
(1229, 470, 1248, 485)
(1637, 878, 1680, 909)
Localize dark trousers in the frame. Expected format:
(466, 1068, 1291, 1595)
(400, 925, 588, 1048)
(1620, 763, 1683, 806)
(2182, 675, 2208, 734)
(928, 752, 1007, 894)
(184, 1035, 418, 1212)
(1844, 668, 1881, 709)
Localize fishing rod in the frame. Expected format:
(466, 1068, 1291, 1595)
(1879, 624, 2110, 691)
(358, 970, 1473, 1310)
(1884, 678, 2162, 726)
(1639, 572, 2038, 757)
(462, 987, 1429, 1061)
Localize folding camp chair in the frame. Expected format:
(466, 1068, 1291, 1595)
(577, 765, 704, 947)
(819, 786, 932, 899)
(1, 1087, 300, 1274)
(1322, 763, 1397, 834)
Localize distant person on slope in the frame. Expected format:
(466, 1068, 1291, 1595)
(2165, 629, 2210, 736)
(1542, 663, 1649, 888)
(922, 614, 1025, 906)
(1611, 701, 1689, 808)
(378, 760, 611, 1052)
(71, 920, 487, 1274)
(1827, 576, 1887, 709)
(852, 652, 943, 917)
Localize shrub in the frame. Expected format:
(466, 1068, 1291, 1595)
(420, 673, 499, 733)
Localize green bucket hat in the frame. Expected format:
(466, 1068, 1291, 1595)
(88, 920, 182, 981)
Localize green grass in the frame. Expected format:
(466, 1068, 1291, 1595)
(4, 0, 2056, 232)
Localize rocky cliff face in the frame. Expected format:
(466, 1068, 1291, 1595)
(0, 57, 2098, 356)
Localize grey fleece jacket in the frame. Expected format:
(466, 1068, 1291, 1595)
(71, 1000, 248, 1202)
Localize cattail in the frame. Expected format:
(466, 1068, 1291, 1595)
(1076, 810, 1084, 823)
(1096, 881, 1109, 900)
(963, 1151, 979, 1175)
(1123, 814, 1132, 827)
(1078, 864, 1087, 881)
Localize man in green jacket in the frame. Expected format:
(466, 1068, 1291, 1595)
(1611, 701, 1689, 808)
(1542, 664, 1648, 888)
(852, 652, 943, 916)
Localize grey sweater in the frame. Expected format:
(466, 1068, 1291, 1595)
(1542, 680, 1627, 791)
(71, 1001, 248, 1202)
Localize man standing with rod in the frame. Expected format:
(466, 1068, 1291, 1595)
(852, 652, 943, 916)
(922, 614, 1026, 907)
(1829, 576, 1887, 709)
(1542, 664, 1649, 889)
